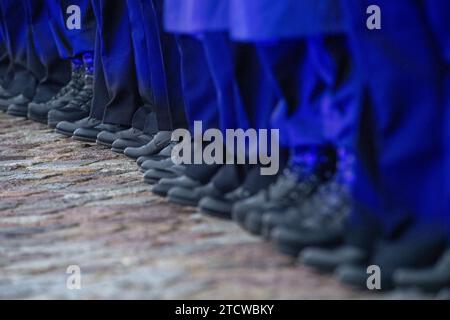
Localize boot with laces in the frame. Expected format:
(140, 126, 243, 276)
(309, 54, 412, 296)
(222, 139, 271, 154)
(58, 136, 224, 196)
(28, 59, 85, 124)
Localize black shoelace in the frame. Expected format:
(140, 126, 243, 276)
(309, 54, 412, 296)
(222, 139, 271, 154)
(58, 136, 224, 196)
(50, 70, 84, 102)
(70, 84, 93, 108)
(299, 180, 351, 230)
(268, 169, 320, 206)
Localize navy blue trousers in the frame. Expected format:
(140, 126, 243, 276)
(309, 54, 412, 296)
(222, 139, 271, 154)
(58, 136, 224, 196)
(0, 0, 38, 97)
(0, 18, 10, 84)
(124, 0, 188, 131)
(256, 36, 357, 159)
(90, 0, 140, 126)
(343, 0, 449, 246)
(425, 0, 450, 243)
(177, 35, 219, 132)
(125, 0, 160, 133)
(203, 33, 278, 133)
(201, 33, 250, 132)
(46, 0, 96, 59)
(151, 0, 188, 131)
(201, 34, 279, 163)
(23, 0, 71, 101)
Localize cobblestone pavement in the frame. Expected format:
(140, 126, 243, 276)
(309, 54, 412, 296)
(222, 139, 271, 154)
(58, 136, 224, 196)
(0, 113, 376, 299)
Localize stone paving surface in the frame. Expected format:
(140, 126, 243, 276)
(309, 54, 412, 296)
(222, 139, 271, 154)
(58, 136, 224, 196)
(0, 113, 376, 299)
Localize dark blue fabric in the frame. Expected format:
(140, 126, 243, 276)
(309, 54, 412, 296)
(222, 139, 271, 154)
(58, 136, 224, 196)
(315, 36, 358, 149)
(258, 39, 325, 148)
(89, 25, 109, 121)
(230, 0, 345, 41)
(46, 0, 96, 59)
(202, 35, 279, 161)
(164, 0, 229, 34)
(177, 35, 219, 132)
(23, 0, 71, 101)
(61, 0, 96, 56)
(139, 0, 172, 130)
(226, 0, 356, 169)
(0, 0, 38, 97)
(45, 0, 72, 59)
(200, 32, 280, 151)
(163, 0, 277, 134)
(0, 0, 29, 73)
(342, 0, 448, 245)
(126, 0, 154, 131)
(162, 1, 232, 133)
(256, 36, 357, 152)
(231, 42, 277, 132)
(424, 2, 450, 242)
(90, 0, 140, 126)
(147, 0, 188, 130)
(0, 10, 10, 84)
(126, 0, 153, 107)
(201, 33, 251, 132)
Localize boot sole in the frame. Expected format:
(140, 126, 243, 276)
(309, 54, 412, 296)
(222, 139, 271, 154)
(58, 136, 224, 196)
(7, 110, 28, 118)
(272, 229, 304, 257)
(273, 229, 341, 258)
(199, 206, 232, 220)
(144, 169, 177, 181)
(199, 198, 232, 220)
(273, 240, 303, 257)
(54, 127, 75, 138)
(48, 121, 59, 129)
(96, 140, 113, 148)
(231, 210, 248, 226)
(168, 194, 199, 207)
(300, 258, 338, 274)
(124, 153, 140, 160)
(143, 177, 159, 185)
(72, 135, 97, 143)
(48, 114, 88, 129)
(244, 214, 263, 236)
(28, 113, 48, 124)
(151, 184, 173, 197)
(261, 224, 274, 241)
(111, 147, 125, 154)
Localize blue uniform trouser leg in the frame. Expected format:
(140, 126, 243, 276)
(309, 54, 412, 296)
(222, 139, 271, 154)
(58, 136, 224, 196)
(257, 36, 357, 173)
(201, 34, 278, 133)
(0, 6, 16, 89)
(139, 0, 171, 131)
(61, 0, 96, 56)
(257, 39, 327, 153)
(0, 21, 10, 84)
(152, 0, 187, 130)
(0, 48, 7, 81)
(126, 0, 156, 132)
(46, 0, 96, 59)
(0, 0, 38, 97)
(343, 0, 448, 246)
(312, 36, 358, 151)
(424, 2, 450, 242)
(137, 0, 188, 131)
(23, 0, 71, 102)
(201, 33, 249, 133)
(45, 0, 72, 59)
(234, 43, 278, 133)
(90, 0, 140, 126)
(177, 35, 219, 133)
(89, 25, 109, 122)
(202, 34, 278, 167)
